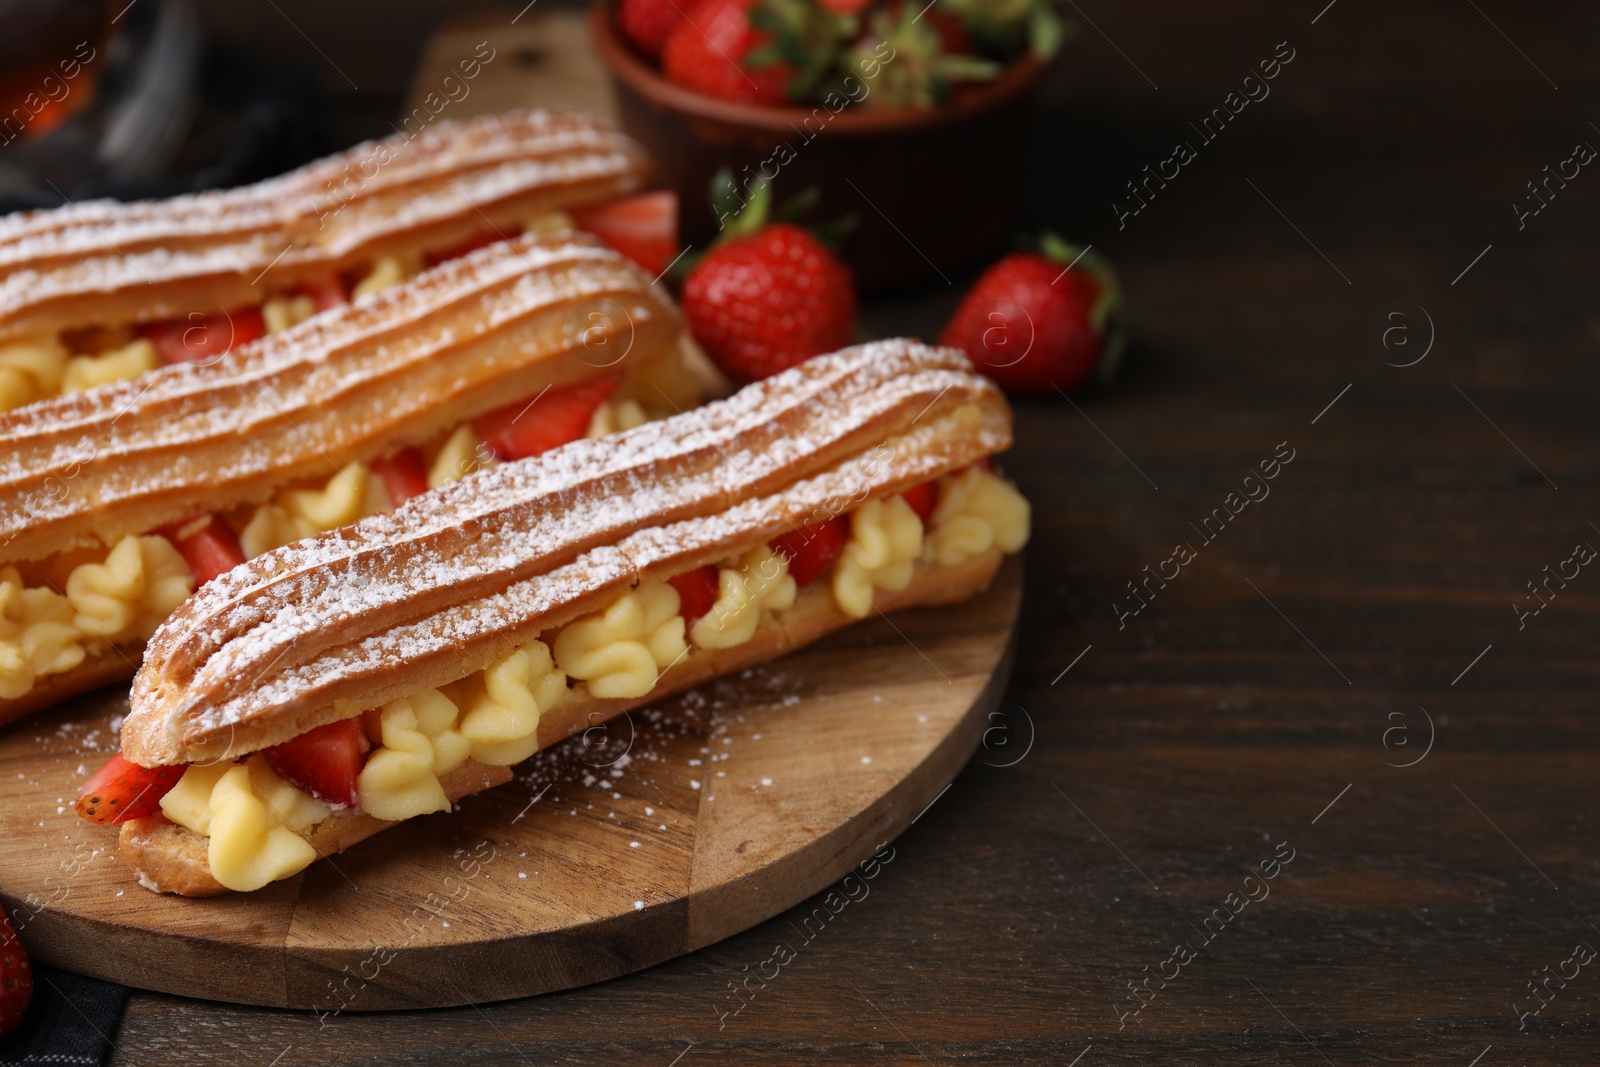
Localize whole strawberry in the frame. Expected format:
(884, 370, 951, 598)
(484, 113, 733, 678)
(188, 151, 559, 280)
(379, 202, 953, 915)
(0, 906, 31, 1037)
(682, 178, 856, 383)
(617, 0, 688, 58)
(939, 235, 1124, 395)
(662, 0, 790, 104)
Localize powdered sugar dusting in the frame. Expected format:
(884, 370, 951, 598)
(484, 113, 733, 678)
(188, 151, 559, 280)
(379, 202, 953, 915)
(128, 341, 1008, 756)
(0, 109, 644, 322)
(0, 231, 673, 562)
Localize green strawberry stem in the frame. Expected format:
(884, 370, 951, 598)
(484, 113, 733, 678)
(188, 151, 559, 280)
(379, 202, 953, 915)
(713, 169, 774, 239)
(938, 0, 1071, 63)
(1040, 231, 1127, 385)
(706, 169, 856, 252)
(746, 0, 840, 101)
(1029, 4, 1070, 60)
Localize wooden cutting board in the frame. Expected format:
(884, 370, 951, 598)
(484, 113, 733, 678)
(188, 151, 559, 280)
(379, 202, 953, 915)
(0, 559, 1020, 1009)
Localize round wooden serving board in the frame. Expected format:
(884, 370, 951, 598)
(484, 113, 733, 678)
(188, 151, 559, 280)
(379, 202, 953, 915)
(0, 559, 1021, 1010)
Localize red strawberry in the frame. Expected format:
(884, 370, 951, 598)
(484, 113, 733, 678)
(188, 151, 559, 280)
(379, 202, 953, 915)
(662, 0, 791, 104)
(818, 0, 873, 11)
(669, 565, 720, 626)
(370, 447, 430, 506)
(0, 909, 30, 1037)
(683, 223, 855, 382)
(900, 481, 938, 521)
(76, 754, 187, 824)
(141, 306, 266, 366)
(425, 228, 514, 268)
(164, 514, 247, 585)
(472, 374, 622, 461)
(295, 272, 350, 311)
(266, 717, 368, 808)
(572, 191, 679, 277)
(618, 0, 689, 58)
(924, 7, 974, 54)
(770, 515, 848, 586)
(939, 235, 1124, 395)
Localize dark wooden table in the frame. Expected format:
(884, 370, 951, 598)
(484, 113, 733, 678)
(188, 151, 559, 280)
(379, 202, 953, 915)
(109, 0, 1600, 1062)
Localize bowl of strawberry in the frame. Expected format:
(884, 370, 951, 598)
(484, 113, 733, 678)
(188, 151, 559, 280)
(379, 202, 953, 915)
(592, 0, 1065, 290)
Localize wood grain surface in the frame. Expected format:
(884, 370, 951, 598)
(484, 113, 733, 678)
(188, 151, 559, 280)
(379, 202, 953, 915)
(0, 562, 1020, 1009)
(19, 0, 1598, 1061)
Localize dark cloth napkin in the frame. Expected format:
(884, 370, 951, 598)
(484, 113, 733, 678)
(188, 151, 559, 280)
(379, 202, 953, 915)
(0, 965, 130, 1067)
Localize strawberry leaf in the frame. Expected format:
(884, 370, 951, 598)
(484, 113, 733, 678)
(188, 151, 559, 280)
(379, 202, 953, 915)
(1040, 232, 1121, 333)
(807, 212, 858, 248)
(709, 168, 773, 238)
(711, 168, 747, 227)
(1029, 4, 1070, 60)
(774, 186, 821, 223)
(749, 0, 843, 100)
(1039, 231, 1127, 385)
(934, 55, 1002, 81)
(1096, 312, 1132, 387)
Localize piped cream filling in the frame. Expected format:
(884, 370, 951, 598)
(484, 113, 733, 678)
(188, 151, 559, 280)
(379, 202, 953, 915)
(153, 468, 1031, 892)
(691, 546, 796, 649)
(833, 495, 924, 620)
(159, 756, 331, 892)
(0, 208, 606, 417)
(0, 536, 194, 700)
(0, 262, 407, 416)
(0, 397, 653, 700)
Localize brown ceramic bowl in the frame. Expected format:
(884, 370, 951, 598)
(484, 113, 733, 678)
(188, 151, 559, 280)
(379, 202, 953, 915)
(590, 3, 1044, 291)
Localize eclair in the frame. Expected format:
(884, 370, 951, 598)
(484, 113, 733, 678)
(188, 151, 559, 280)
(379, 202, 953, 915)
(0, 231, 696, 723)
(0, 109, 652, 410)
(83, 340, 1031, 896)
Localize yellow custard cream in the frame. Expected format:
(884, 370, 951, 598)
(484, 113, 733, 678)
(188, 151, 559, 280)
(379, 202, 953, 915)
(925, 467, 1030, 566)
(140, 469, 1032, 892)
(161, 757, 331, 892)
(833, 495, 924, 619)
(0, 393, 669, 702)
(61, 339, 159, 394)
(553, 580, 686, 699)
(691, 546, 796, 649)
(0, 568, 84, 700)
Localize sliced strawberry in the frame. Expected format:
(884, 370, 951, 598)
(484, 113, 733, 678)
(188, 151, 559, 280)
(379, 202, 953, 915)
(164, 514, 247, 585)
(770, 515, 848, 587)
(76, 754, 187, 824)
(266, 717, 368, 808)
(669, 565, 720, 627)
(140, 306, 266, 365)
(472, 374, 622, 462)
(370, 447, 430, 506)
(900, 481, 938, 521)
(0, 905, 31, 1037)
(296, 272, 350, 311)
(425, 228, 514, 268)
(571, 192, 679, 277)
